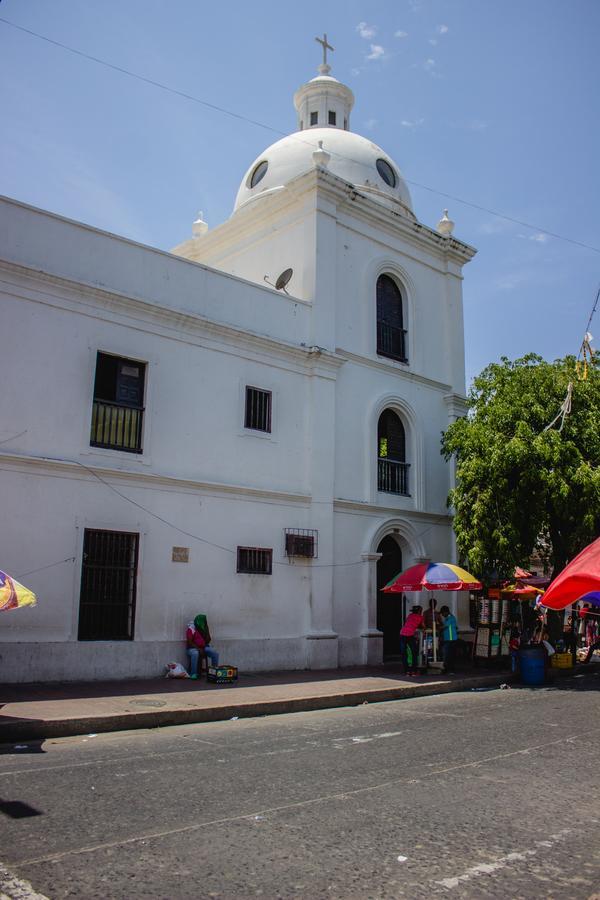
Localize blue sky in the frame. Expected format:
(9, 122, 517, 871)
(1, 0, 599, 386)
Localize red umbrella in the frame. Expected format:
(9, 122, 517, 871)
(542, 538, 600, 610)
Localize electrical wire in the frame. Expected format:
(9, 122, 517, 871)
(16, 557, 75, 579)
(0, 449, 440, 571)
(2, 15, 599, 255)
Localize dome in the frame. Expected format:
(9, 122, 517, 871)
(234, 128, 413, 214)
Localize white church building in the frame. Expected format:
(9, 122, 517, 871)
(0, 46, 476, 681)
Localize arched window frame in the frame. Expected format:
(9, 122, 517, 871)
(369, 395, 423, 509)
(376, 273, 408, 363)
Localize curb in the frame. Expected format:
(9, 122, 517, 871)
(1, 664, 594, 743)
(0, 672, 514, 742)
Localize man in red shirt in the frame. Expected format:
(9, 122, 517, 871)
(399, 605, 424, 676)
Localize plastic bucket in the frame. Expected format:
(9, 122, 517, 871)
(519, 645, 546, 686)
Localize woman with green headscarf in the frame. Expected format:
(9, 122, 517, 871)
(186, 614, 219, 679)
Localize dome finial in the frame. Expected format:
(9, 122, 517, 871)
(436, 208, 454, 236)
(192, 210, 208, 238)
(315, 32, 334, 76)
(312, 140, 331, 168)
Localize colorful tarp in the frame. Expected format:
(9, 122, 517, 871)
(383, 561, 483, 593)
(0, 570, 37, 611)
(541, 538, 600, 611)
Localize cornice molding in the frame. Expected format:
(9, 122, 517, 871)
(0, 261, 344, 375)
(336, 347, 452, 392)
(0, 452, 312, 506)
(334, 498, 452, 523)
(443, 392, 469, 419)
(180, 167, 476, 271)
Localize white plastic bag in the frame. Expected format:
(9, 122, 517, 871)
(165, 662, 189, 678)
(542, 640, 556, 657)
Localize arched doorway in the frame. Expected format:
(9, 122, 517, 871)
(376, 535, 404, 659)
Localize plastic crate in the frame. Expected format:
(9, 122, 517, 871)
(207, 665, 238, 684)
(551, 652, 574, 669)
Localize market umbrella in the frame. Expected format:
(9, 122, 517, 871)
(382, 562, 482, 666)
(501, 584, 545, 597)
(0, 570, 37, 611)
(578, 591, 600, 607)
(382, 561, 483, 593)
(541, 537, 600, 611)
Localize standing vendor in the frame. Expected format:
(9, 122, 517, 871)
(439, 605, 459, 675)
(399, 605, 424, 677)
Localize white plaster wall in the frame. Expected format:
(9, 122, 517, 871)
(0, 289, 312, 495)
(0, 196, 311, 348)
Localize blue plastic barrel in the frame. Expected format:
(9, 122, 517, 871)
(519, 645, 546, 686)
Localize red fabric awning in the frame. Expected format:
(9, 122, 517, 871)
(541, 538, 600, 610)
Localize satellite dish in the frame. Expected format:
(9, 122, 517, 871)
(263, 268, 293, 294)
(275, 268, 293, 292)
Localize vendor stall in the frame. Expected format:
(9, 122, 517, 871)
(382, 561, 482, 673)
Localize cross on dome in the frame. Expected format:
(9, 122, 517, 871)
(315, 33, 334, 75)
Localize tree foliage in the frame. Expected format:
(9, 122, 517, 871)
(442, 354, 600, 581)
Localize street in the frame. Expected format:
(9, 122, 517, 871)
(1, 676, 599, 899)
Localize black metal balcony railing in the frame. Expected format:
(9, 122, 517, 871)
(378, 458, 410, 495)
(377, 321, 408, 362)
(90, 400, 144, 454)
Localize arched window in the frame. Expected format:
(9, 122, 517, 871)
(376, 274, 407, 362)
(377, 409, 409, 495)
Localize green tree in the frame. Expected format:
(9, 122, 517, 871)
(442, 353, 600, 582)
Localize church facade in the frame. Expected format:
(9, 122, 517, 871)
(0, 52, 475, 681)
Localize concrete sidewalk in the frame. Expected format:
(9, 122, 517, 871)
(0, 663, 523, 742)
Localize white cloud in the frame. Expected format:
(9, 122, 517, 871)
(437, 24, 449, 34)
(356, 22, 377, 39)
(495, 273, 527, 291)
(401, 118, 425, 129)
(364, 118, 378, 130)
(351, 67, 362, 76)
(424, 58, 436, 69)
(366, 44, 386, 60)
(516, 231, 549, 243)
(429, 38, 438, 45)
(395, 30, 408, 38)
(479, 219, 513, 236)
(469, 119, 488, 131)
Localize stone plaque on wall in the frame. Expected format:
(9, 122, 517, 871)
(172, 547, 190, 563)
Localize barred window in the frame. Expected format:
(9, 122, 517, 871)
(91, 353, 145, 453)
(237, 547, 272, 575)
(245, 386, 272, 433)
(376, 275, 407, 363)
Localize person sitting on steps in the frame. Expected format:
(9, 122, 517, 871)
(186, 614, 219, 679)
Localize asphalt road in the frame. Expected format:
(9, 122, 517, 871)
(1, 675, 599, 900)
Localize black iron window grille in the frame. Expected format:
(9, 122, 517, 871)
(78, 529, 139, 640)
(237, 547, 273, 575)
(376, 274, 408, 363)
(284, 529, 318, 559)
(376, 321, 407, 362)
(244, 386, 272, 433)
(90, 353, 145, 453)
(377, 459, 410, 495)
(377, 409, 410, 496)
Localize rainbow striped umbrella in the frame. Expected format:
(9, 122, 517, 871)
(0, 570, 37, 612)
(382, 561, 483, 593)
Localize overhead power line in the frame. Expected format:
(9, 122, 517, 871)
(2, 15, 600, 255)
